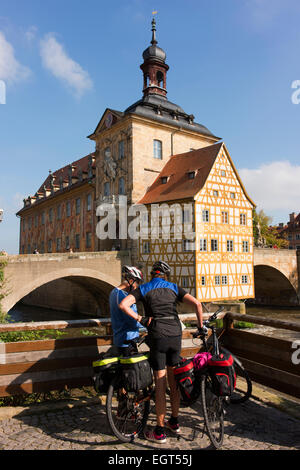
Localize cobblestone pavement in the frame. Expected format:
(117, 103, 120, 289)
(0, 394, 299, 451)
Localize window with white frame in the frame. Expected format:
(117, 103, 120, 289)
(222, 275, 228, 285)
(240, 213, 246, 225)
(222, 211, 228, 224)
(199, 239, 207, 252)
(211, 239, 218, 251)
(202, 209, 209, 223)
(215, 275, 221, 285)
(230, 192, 235, 199)
(221, 170, 226, 177)
(242, 241, 249, 252)
(227, 240, 234, 252)
(213, 190, 218, 197)
(183, 239, 194, 252)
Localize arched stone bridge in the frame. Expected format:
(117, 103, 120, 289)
(1, 248, 300, 314)
(1, 251, 130, 315)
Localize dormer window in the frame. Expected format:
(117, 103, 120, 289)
(161, 176, 168, 184)
(188, 171, 195, 179)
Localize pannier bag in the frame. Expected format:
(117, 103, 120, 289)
(173, 358, 196, 403)
(208, 351, 236, 397)
(119, 353, 152, 392)
(92, 352, 119, 394)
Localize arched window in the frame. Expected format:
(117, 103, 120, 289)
(156, 71, 164, 88)
(118, 177, 125, 195)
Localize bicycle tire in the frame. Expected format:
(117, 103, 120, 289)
(201, 373, 224, 449)
(220, 347, 252, 404)
(106, 376, 150, 442)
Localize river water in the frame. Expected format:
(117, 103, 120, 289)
(7, 302, 300, 342)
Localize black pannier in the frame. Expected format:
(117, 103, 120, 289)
(92, 348, 119, 394)
(208, 351, 236, 397)
(119, 353, 152, 392)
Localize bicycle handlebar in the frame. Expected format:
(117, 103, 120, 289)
(192, 306, 225, 338)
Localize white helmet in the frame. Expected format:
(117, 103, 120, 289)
(122, 265, 143, 283)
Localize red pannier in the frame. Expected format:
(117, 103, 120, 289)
(208, 351, 236, 397)
(173, 358, 195, 403)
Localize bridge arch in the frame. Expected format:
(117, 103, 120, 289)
(5, 267, 118, 315)
(253, 263, 299, 306)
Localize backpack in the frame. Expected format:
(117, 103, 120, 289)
(173, 358, 197, 403)
(208, 351, 236, 397)
(119, 353, 153, 392)
(92, 349, 119, 394)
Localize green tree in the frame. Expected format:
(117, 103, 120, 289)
(252, 209, 288, 249)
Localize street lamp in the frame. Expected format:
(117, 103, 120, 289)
(0, 209, 3, 223)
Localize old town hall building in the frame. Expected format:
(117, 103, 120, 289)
(17, 19, 255, 302)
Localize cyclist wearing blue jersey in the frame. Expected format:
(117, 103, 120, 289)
(109, 265, 144, 356)
(119, 260, 203, 444)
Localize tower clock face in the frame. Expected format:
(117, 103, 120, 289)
(105, 113, 113, 128)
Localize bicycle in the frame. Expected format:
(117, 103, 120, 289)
(105, 337, 152, 443)
(104, 308, 252, 447)
(191, 306, 252, 448)
(198, 306, 252, 405)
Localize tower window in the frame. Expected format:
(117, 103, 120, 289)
(156, 71, 164, 88)
(153, 140, 162, 159)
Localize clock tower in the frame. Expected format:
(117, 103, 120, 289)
(140, 18, 169, 98)
(88, 18, 220, 257)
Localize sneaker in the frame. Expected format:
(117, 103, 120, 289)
(166, 420, 181, 434)
(144, 428, 167, 443)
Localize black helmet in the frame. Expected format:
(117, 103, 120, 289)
(122, 265, 143, 283)
(151, 260, 171, 276)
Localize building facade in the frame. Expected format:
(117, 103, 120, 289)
(17, 154, 97, 254)
(277, 212, 300, 250)
(17, 18, 255, 302)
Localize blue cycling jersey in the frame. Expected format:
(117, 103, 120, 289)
(109, 288, 142, 348)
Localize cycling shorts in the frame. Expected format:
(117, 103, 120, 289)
(148, 335, 181, 371)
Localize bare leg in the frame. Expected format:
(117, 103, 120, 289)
(167, 365, 180, 418)
(154, 369, 167, 427)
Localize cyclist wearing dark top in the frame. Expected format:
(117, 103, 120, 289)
(119, 260, 203, 444)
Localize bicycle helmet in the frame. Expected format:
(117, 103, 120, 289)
(151, 260, 171, 276)
(122, 265, 143, 283)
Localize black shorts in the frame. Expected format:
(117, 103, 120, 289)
(148, 335, 181, 371)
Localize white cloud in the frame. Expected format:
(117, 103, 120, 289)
(40, 34, 93, 97)
(239, 160, 300, 222)
(0, 31, 31, 83)
(25, 26, 38, 43)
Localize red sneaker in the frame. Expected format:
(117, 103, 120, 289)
(144, 429, 167, 443)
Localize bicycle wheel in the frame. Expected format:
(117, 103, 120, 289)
(106, 376, 151, 442)
(220, 347, 252, 404)
(201, 374, 224, 449)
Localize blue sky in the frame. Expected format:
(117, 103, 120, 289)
(1, 0, 300, 253)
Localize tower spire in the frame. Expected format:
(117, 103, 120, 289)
(151, 17, 157, 45)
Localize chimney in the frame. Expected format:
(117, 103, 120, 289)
(289, 212, 296, 223)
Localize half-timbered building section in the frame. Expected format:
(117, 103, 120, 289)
(194, 143, 255, 301)
(138, 142, 255, 302)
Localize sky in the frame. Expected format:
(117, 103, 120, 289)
(1, 0, 300, 253)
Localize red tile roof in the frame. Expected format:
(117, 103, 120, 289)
(139, 142, 224, 204)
